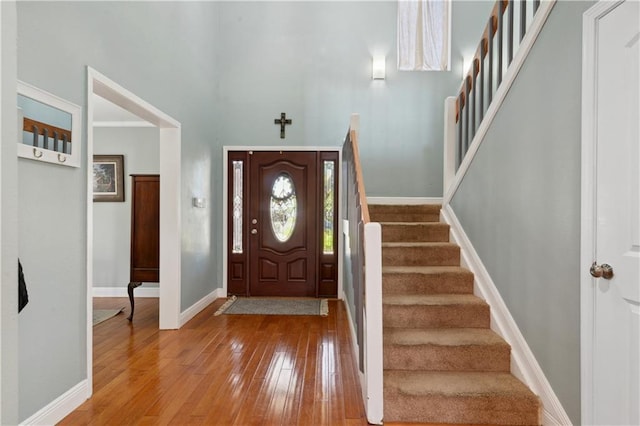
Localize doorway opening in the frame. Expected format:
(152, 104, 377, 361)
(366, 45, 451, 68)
(223, 148, 340, 298)
(86, 67, 182, 394)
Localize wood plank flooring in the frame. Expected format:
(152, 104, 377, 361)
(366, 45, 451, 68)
(59, 297, 369, 426)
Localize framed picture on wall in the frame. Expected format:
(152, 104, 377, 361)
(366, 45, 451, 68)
(93, 155, 125, 202)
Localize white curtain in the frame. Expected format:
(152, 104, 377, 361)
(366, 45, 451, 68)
(397, 0, 450, 71)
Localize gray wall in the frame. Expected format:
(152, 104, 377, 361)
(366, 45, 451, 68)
(450, 2, 595, 423)
(15, 2, 219, 420)
(18, 158, 87, 421)
(216, 1, 493, 198)
(93, 126, 160, 289)
(11, 0, 493, 421)
(1, 2, 20, 424)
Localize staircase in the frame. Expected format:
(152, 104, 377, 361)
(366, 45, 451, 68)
(370, 204, 540, 425)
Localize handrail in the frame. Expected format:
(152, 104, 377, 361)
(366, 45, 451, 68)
(347, 116, 370, 224)
(342, 113, 383, 425)
(443, 0, 556, 196)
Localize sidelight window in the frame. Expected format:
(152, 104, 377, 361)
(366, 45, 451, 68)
(232, 160, 243, 254)
(323, 161, 335, 254)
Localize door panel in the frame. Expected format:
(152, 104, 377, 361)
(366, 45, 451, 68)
(249, 151, 317, 297)
(592, 2, 640, 424)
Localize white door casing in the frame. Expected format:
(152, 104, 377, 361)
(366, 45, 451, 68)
(86, 67, 182, 395)
(582, 1, 640, 424)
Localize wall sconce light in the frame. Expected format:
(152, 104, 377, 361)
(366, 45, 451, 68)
(372, 56, 386, 80)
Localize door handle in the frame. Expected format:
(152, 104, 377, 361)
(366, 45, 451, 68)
(590, 262, 614, 279)
(251, 229, 258, 235)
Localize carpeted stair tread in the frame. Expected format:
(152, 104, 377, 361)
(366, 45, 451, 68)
(380, 222, 450, 243)
(382, 266, 474, 295)
(383, 242, 460, 267)
(372, 212, 441, 223)
(383, 295, 490, 328)
(384, 327, 508, 347)
(384, 370, 537, 398)
(369, 204, 442, 214)
(383, 265, 471, 273)
(383, 328, 511, 372)
(369, 204, 442, 223)
(384, 371, 540, 425)
(383, 293, 484, 307)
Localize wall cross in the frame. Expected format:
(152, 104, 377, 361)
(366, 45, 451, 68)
(274, 112, 292, 139)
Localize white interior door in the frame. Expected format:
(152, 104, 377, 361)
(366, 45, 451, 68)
(585, 1, 640, 424)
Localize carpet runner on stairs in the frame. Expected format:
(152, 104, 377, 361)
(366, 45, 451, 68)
(370, 204, 540, 425)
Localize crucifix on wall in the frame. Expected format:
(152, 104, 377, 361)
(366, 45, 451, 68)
(274, 112, 292, 139)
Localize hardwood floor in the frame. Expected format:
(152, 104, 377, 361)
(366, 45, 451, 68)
(59, 297, 369, 426)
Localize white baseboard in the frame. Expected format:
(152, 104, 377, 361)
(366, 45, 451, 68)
(366, 196, 443, 205)
(20, 380, 89, 426)
(441, 205, 571, 425)
(93, 286, 159, 298)
(179, 288, 224, 327)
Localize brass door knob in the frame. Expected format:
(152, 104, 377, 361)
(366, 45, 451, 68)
(590, 262, 614, 279)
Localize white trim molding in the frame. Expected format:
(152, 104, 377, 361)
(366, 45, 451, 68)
(179, 288, 225, 327)
(92, 120, 155, 128)
(20, 380, 89, 426)
(367, 196, 443, 205)
(441, 205, 571, 425)
(86, 67, 182, 408)
(443, 0, 557, 205)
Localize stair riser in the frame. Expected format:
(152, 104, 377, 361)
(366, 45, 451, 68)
(369, 204, 441, 215)
(383, 304, 489, 328)
(384, 395, 540, 425)
(381, 224, 450, 243)
(382, 246, 460, 267)
(382, 272, 473, 295)
(383, 344, 510, 372)
(371, 213, 440, 223)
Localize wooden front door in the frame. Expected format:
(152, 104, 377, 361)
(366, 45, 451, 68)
(130, 175, 160, 283)
(249, 151, 317, 297)
(227, 150, 338, 298)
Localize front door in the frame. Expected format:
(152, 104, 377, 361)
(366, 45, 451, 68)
(249, 151, 317, 296)
(227, 150, 338, 298)
(584, 1, 640, 424)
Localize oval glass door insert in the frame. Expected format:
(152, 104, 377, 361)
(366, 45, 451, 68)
(270, 173, 297, 242)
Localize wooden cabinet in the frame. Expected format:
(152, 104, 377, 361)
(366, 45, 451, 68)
(130, 175, 159, 283)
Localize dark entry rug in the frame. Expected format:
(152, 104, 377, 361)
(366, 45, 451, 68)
(214, 296, 328, 316)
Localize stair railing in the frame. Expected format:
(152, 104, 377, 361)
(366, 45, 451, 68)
(341, 113, 383, 425)
(443, 0, 556, 200)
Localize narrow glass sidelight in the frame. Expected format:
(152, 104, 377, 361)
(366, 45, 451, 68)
(232, 160, 243, 254)
(323, 161, 335, 254)
(270, 173, 297, 242)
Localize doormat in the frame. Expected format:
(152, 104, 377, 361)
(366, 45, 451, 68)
(214, 296, 328, 316)
(93, 307, 125, 326)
